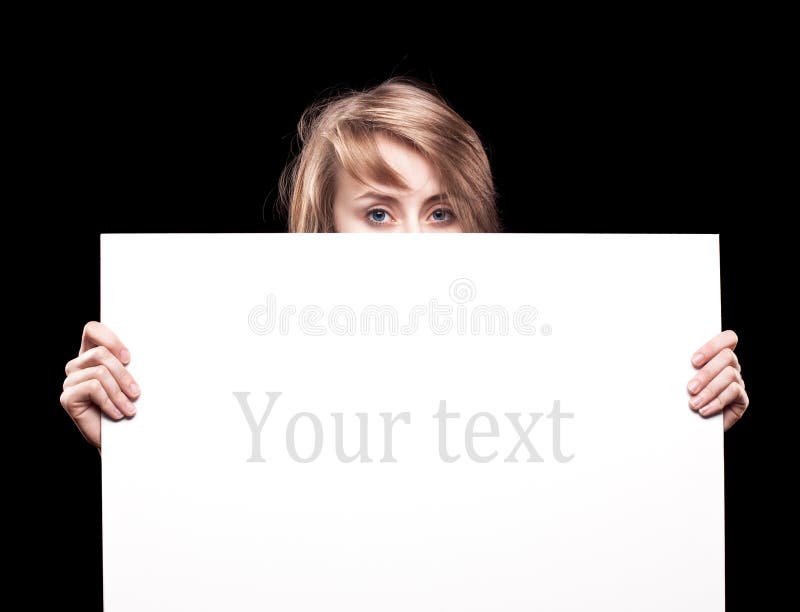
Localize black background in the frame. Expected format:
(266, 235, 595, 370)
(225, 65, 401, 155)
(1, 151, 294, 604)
(30, 44, 783, 610)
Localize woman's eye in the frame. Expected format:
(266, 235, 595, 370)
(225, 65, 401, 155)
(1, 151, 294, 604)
(368, 209, 390, 224)
(430, 208, 452, 223)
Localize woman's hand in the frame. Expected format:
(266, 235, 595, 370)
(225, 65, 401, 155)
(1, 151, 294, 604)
(687, 330, 748, 431)
(60, 321, 140, 448)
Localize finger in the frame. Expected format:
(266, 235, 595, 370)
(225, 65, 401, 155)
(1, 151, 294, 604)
(691, 330, 738, 367)
(64, 365, 137, 417)
(697, 381, 747, 417)
(65, 346, 140, 399)
(687, 348, 741, 395)
(60, 379, 127, 448)
(60, 378, 125, 420)
(80, 321, 130, 364)
(689, 365, 743, 411)
(723, 390, 750, 431)
(61, 380, 108, 448)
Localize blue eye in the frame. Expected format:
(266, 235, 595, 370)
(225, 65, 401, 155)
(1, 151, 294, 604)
(431, 208, 451, 222)
(368, 209, 389, 224)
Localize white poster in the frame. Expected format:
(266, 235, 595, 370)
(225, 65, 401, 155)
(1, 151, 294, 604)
(101, 233, 724, 611)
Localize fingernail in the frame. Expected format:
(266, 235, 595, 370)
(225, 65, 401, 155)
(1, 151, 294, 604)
(112, 407, 124, 419)
(691, 394, 704, 409)
(127, 400, 137, 415)
(129, 382, 140, 396)
(120, 348, 131, 364)
(688, 379, 700, 394)
(699, 406, 710, 416)
(692, 352, 704, 366)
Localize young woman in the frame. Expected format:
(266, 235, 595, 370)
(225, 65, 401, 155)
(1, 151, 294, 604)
(60, 78, 749, 447)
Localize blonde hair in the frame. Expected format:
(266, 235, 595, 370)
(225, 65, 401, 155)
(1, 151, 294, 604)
(279, 78, 500, 232)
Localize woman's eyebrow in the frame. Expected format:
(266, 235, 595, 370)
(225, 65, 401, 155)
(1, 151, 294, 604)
(424, 193, 448, 205)
(355, 190, 399, 203)
(354, 191, 448, 206)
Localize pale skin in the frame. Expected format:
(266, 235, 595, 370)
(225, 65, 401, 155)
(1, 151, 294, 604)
(61, 137, 749, 447)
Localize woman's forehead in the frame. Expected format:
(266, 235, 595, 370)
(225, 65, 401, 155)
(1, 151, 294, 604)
(338, 136, 443, 201)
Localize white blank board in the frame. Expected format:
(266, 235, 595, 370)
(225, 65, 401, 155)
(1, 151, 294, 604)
(101, 233, 724, 611)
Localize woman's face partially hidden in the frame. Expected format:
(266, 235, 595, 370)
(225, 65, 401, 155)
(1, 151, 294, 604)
(333, 136, 463, 233)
